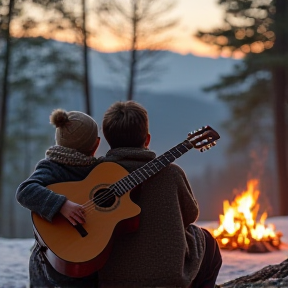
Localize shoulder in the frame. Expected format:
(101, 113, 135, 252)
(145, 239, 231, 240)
(31, 159, 72, 183)
(166, 163, 187, 178)
(36, 158, 59, 168)
(34, 159, 63, 173)
(148, 163, 189, 187)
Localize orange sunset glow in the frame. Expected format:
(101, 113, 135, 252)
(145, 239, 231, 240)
(9, 0, 231, 58)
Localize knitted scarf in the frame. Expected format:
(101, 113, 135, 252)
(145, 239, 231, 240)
(45, 145, 98, 166)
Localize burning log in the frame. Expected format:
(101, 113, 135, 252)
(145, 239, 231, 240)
(246, 236, 282, 253)
(212, 179, 282, 252)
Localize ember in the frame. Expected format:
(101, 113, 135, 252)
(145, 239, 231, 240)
(212, 179, 282, 252)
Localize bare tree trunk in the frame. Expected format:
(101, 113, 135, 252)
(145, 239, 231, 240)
(272, 0, 288, 216)
(82, 0, 91, 115)
(127, 0, 137, 101)
(0, 0, 14, 235)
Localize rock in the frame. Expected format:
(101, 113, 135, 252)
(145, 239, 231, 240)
(216, 258, 288, 288)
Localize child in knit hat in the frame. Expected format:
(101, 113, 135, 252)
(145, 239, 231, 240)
(16, 109, 100, 287)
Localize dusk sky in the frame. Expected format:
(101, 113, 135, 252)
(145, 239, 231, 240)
(158, 0, 225, 56)
(96, 0, 226, 57)
(13, 0, 226, 58)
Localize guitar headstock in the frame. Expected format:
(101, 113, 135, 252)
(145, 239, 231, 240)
(187, 126, 220, 152)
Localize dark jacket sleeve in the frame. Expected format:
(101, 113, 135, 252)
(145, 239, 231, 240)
(16, 160, 67, 222)
(171, 164, 199, 227)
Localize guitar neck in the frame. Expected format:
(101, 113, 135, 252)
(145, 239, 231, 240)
(110, 139, 194, 197)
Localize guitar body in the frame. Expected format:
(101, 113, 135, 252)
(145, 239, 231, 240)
(31, 162, 141, 278)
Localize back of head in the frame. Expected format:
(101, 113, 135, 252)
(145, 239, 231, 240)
(50, 109, 98, 155)
(102, 101, 148, 149)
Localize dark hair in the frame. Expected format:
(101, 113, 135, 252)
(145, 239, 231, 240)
(102, 101, 149, 149)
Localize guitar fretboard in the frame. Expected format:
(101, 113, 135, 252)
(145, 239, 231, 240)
(110, 140, 194, 197)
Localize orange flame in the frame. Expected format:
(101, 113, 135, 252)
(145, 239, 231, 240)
(213, 179, 281, 250)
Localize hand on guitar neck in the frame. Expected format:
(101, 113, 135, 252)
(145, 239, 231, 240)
(60, 200, 86, 225)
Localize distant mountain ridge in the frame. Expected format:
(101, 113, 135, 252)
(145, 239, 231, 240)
(89, 49, 241, 96)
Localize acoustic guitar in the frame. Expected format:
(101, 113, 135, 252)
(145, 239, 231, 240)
(32, 125, 220, 278)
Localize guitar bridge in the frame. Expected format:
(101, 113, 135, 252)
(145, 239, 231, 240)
(74, 223, 88, 237)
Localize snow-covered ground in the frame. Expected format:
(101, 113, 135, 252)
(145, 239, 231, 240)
(0, 217, 287, 288)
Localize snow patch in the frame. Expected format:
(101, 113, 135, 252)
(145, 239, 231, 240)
(0, 217, 287, 287)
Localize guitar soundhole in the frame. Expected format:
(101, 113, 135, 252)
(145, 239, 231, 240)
(93, 188, 116, 208)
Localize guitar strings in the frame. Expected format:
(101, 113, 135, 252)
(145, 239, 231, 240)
(82, 171, 145, 215)
(80, 182, 131, 216)
(79, 170, 144, 215)
(78, 153, 178, 215)
(82, 188, 115, 209)
(74, 134, 215, 217)
(78, 145, 190, 215)
(75, 137, 215, 217)
(82, 176, 139, 216)
(83, 191, 116, 215)
(79, 175, 134, 212)
(82, 148, 180, 211)
(78, 143, 194, 214)
(84, 191, 127, 216)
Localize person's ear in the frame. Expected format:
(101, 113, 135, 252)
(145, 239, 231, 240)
(91, 137, 101, 156)
(144, 133, 151, 148)
(95, 137, 101, 149)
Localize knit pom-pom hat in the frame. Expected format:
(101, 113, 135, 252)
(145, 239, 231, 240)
(50, 109, 98, 155)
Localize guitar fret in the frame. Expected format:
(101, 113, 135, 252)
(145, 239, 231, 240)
(170, 149, 182, 158)
(143, 167, 152, 177)
(163, 152, 175, 162)
(158, 157, 169, 167)
(181, 143, 190, 151)
(152, 162, 161, 171)
(138, 168, 152, 178)
(124, 180, 133, 190)
(168, 151, 177, 160)
(120, 179, 132, 191)
(175, 148, 183, 155)
(170, 149, 180, 157)
(114, 182, 126, 195)
(131, 171, 142, 183)
(127, 175, 139, 186)
(163, 154, 173, 163)
(111, 184, 123, 197)
(138, 170, 148, 180)
(133, 170, 146, 182)
(146, 162, 158, 173)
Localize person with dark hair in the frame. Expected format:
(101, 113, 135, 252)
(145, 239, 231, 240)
(97, 101, 222, 288)
(16, 109, 100, 288)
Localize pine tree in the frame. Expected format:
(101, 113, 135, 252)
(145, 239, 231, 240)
(196, 0, 288, 215)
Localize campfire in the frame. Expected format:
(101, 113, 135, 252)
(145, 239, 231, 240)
(212, 179, 282, 253)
